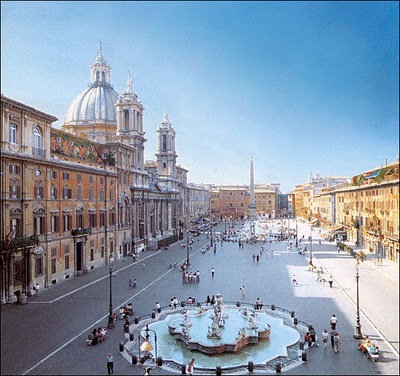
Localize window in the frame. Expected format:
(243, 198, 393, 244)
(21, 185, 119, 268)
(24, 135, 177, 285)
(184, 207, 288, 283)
(63, 172, 70, 181)
(50, 185, 58, 200)
(90, 248, 94, 261)
(100, 211, 106, 227)
(63, 186, 72, 200)
(9, 165, 20, 174)
(63, 213, 72, 231)
(89, 211, 97, 227)
(35, 256, 43, 277)
(109, 210, 116, 226)
(89, 187, 94, 201)
(100, 177, 104, 185)
(10, 124, 17, 143)
(35, 182, 44, 199)
(162, 135, 167, 151)
(50, 170, 57, 179)
(77, 174, 82, 183)
(65, 254, 70, 269)
(51, 258, 57, 274)
(110, 190, 114, 201)
(51, 214, 59, 232)
(33, 127, 42, 156)
(34, 208, 46, 234)
(100, 189, 105, 201)
(10, 217, 21, 237)
(77, 186, 82, 201)
(9, 180, 20, 199)
(76, 213, 84, 229)
(89, 175, 94, 184)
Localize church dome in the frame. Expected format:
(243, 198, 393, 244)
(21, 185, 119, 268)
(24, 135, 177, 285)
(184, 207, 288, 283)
(64, 82, 119, 125)
(64, 45, 119, 126)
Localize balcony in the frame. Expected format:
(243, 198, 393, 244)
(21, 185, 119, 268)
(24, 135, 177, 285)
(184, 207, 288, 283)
(32, 147, 46, 158)
(71, 227, 92, 237)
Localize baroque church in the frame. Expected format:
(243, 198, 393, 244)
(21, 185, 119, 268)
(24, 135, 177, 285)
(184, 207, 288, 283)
(0, 45, 209, 303)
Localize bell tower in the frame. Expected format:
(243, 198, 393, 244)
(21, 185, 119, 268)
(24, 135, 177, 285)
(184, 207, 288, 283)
(155, 109, 177, 179)
(115, 73, 146, 171)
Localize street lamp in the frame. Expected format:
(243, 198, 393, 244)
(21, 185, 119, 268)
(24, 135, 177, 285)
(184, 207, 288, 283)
(210, 224, 213, 247)
(107, 255, 115, 329)
(309, 226, 313, 264)
(295, 218, 298, 248)
(354, 262, 363, 339)
(186, 233, 190, 266)
(138, 323, 158, 364)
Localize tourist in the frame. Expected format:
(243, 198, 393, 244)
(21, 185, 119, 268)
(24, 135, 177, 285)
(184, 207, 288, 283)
(309, 326, 318, 346)
(252, 254, 256, 261)
(106, 353, 114, 375)
(173, 297, 178, 309)
(255, 298, 263, 309)
(211, 295, 216, 305)
(128, 279, 133, 290)
(196, 270, 200, 282)
(328, 275, 334, 288)
(240, 285, 245, 297)
(291, 275, 298, 285)
(321, 328, 329, 349)
(333, 332, 340, 353)
(330, 329, 337, 348)
(187, 358, 195, 376)
(205, 295, 211, 305)
(304, 332, 312, 348)
(211, 267, 215, 278)
(155, 302, 161, 313)
(330, 314, 338, 330)
(133, 279, 137, 288)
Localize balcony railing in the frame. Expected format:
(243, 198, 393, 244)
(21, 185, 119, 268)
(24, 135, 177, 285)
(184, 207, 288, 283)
(71, 227, 92, 236)
(32, 147, 46, 158)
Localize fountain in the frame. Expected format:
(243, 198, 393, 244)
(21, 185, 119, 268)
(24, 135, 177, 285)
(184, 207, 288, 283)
(127, 293, 306, 371)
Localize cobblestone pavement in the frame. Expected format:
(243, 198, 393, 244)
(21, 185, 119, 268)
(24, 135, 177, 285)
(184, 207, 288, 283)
(1, 220, 399, 375)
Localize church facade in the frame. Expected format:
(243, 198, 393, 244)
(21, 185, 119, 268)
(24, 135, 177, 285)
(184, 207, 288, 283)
(0, 46, 209, 302)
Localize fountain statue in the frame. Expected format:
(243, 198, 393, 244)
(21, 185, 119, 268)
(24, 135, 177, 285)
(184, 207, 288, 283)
(247, 316, 259, 330)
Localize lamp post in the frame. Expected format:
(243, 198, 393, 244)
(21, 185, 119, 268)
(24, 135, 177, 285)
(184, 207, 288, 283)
(309, 226, 313, 264)
(138, 324, 158, 364)
(210, 224, 213, 247)
(354, 262, 363, 338)
(186, 233, 190, 266)
(107, 255, 115, 329)
(295, 218, 298, 248)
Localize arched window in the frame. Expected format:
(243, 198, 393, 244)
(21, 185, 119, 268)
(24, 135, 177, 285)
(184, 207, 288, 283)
(33, 127, 42, 156)
(102, 71, 105, 81)
(10, 123, 17, 143)
(51, 184, 58, 200)
(96, 71, 100, 81)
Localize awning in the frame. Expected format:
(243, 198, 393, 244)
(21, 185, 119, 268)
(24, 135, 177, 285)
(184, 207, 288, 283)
(330, 224, 344, 231)
(365, 171, 379, 179)
(310, 219, 319, 223)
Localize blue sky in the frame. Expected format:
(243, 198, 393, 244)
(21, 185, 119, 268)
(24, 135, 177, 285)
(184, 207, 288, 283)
(1, 1, 399, 192)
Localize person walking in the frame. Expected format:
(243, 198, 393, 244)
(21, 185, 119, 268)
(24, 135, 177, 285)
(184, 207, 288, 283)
(133, 278, 137, 288)
(330, 314, 337, 330)
(128, 279, 133, 290)
(330, 329, 337, 349)
(106, 353, 114, 374)
(240, 285, 245, 297)
(321, 328, 329, 349)
(35, 283, 40, 297)
(211, 267, 215, 278)
(328, 275, 333, 288)
(333, 332, 340, 353)
(291, 274, 298, 285)
(142, 262, 146, 270)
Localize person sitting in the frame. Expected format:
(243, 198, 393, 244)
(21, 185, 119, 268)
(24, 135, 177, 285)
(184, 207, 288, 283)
(304, 332, 312, 348)
(140, 350, 153, 364)
(117, 306, 126, 320)
(126, 303, 134, 316)
(86, 331, 96, 345)
(358, 336, 371, 353)
(367, 345, 379, 361)
(186, 297, 193, 305)
(255, 298, 263, 310)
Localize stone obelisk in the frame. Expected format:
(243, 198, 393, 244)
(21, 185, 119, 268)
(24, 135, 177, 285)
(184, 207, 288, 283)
(248, 155, 257, 219)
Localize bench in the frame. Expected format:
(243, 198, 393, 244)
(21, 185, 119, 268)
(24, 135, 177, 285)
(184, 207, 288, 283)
(367, 351, 380, 362)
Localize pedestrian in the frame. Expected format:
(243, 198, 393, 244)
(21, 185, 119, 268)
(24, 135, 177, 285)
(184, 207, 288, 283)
(291, 274, 298, 285)
(133, 278, 137, 288)
(123, 319, 130, 340)
(337, 246, 340, 253)
(155, 302, 161, 313)
(205, 295, 211, 305)
(142, 262, 146, 270)
(128, 279, 133, 290)
(333, 332, 340, 353)
(256, 255, 260, 262)
(321, 328, 329, 349)
(196, 270, 200, 283)
(240, 285, 245, 297)
(252, 254, 256, 261)
(328, 275, 333, 288)
(330, 314, 337, 330)
(106, 353, 114, 375)
(187, 358, 195, 376)
(330, 329, 337, 348)
(35, 283, 40, 297)
(173, 297, 178, 309)
(211, 267, 215, 278)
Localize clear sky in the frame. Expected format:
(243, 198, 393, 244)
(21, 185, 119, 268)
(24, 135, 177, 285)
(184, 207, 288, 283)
(1, 1, 399, 192)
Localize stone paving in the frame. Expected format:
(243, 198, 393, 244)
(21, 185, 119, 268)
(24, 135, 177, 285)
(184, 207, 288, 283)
(1, 220, 399, 375)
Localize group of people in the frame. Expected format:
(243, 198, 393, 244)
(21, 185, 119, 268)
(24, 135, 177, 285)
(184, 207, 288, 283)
(169, 297, 179, 309)
(182, 270, 200, 283)
(205, 295, 217, 305)
(358, 335, 380, 359)
(86, 327, 107, 345)
(115, 303, 134, 320)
